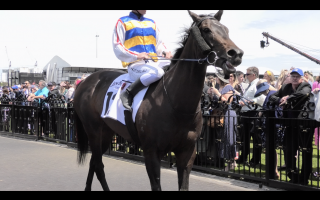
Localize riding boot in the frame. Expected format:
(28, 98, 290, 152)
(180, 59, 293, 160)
(120, 79, 146, 112)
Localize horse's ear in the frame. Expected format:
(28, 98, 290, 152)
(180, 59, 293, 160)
(214, 10, 223, 21)
(188, 10, 201, 23)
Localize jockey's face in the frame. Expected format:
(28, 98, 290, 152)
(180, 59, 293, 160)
(133, 10, 147, 15)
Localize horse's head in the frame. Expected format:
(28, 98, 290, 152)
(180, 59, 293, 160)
(188, 10, 244, 76)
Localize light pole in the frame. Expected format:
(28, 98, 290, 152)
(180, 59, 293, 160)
(96, 34, 99, 58)
(8, 61, 11, 86)
(34, 61, 37, 73)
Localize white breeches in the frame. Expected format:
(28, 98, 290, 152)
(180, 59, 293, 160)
(128, 60, 170, 86)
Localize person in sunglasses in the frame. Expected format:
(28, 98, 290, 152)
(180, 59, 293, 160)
(269, 68, 312, 185)
(237, 67, 266, 167)
(22, 81, 31, 97)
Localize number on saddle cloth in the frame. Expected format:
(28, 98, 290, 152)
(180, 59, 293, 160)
(105, 92, 117, 115)
(101, 74, 149, 125)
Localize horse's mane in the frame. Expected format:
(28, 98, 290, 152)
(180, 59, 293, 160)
(170, 14, 214, 66)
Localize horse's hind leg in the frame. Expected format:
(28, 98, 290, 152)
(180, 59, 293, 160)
(85, 155, 95, 191)
(144, 149, 162, 191)
(85, 139, 111, 191)
(84, 123, 113, 191)
(175, 145, 197, 191)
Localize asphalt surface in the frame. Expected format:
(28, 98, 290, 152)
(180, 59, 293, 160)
(0, 136, 282, 191)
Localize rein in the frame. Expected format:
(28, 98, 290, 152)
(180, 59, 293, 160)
(159, 51, 218, 117)
(145, 51, 219, 65)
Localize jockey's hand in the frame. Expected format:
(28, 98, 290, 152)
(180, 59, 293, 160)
(163, 51, 173, 59)
(137, 52, 150, 60)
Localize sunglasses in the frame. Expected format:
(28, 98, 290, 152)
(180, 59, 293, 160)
(291, 75, 301, 79)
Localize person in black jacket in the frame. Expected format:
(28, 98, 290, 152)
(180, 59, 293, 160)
(47, 82, 60, 98)
(11, 85, 22, 99)
(47, 82, 61, 137)
(269, 68, 312, 185)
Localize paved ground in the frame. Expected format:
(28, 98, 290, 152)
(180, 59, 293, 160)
(0, 136, 282, 191)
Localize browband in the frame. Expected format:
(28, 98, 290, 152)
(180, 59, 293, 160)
(195, 16, 216, 27)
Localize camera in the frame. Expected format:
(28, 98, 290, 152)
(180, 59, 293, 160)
(201, 94, 211, 111)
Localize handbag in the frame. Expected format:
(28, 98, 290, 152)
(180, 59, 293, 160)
(207, 108, 225, 128)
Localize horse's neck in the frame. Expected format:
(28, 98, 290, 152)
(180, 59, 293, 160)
(165, 40, 207, 114)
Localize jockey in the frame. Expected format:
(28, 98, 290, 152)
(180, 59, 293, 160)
(113, 10, 173, 112)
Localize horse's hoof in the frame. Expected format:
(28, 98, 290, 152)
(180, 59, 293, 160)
(84, 187, 91, 191)
(103, 186, 110, 191)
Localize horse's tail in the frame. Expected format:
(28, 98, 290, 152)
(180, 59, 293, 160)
(74, 109, 89, 165)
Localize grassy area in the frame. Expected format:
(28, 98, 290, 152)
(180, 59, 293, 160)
(201, 137, 320, 188)
(111, 136, 320, 188)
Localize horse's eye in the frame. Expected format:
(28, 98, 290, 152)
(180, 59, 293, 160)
(203, 28, 211, 33)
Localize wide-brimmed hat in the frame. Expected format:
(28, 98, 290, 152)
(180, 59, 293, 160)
(214, 69, 229, 83)
(254, 82, 270, 98)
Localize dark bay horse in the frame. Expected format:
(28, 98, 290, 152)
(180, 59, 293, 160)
(74, 10, 243, 191)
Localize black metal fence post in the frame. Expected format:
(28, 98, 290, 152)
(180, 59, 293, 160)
(265, 110, 275, 181)
(11, 103, 16, 134)
(66, 103, 70, 143)
(35, 106, 40, 140)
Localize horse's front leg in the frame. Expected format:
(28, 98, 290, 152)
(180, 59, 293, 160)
(175, 145, 197, 191)
(144, 149, 162, 191)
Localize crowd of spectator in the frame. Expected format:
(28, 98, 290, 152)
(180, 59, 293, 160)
(0, 75, 87, 140)
(204, 67, 320, 185)
(0, 75, 87, 103)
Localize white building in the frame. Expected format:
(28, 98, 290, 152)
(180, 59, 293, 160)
(1, 69, 9, 83)
(43, 55, 125, 84)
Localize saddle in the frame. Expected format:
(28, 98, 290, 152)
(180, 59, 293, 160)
(162, 65, 171, 72)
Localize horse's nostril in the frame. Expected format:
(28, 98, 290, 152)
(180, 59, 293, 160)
(227, 49, 237, 57)
(239, 52, 243, 59)
(227, 49, 243, 59)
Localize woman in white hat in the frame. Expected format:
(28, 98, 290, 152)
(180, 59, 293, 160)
(208, 69, 237, 171)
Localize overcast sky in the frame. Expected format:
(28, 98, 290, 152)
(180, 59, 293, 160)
(1, 10, 320, 76)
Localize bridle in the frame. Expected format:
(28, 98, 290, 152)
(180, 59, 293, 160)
(157, 16, 220, 116)
(144, 15, 220, 66)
